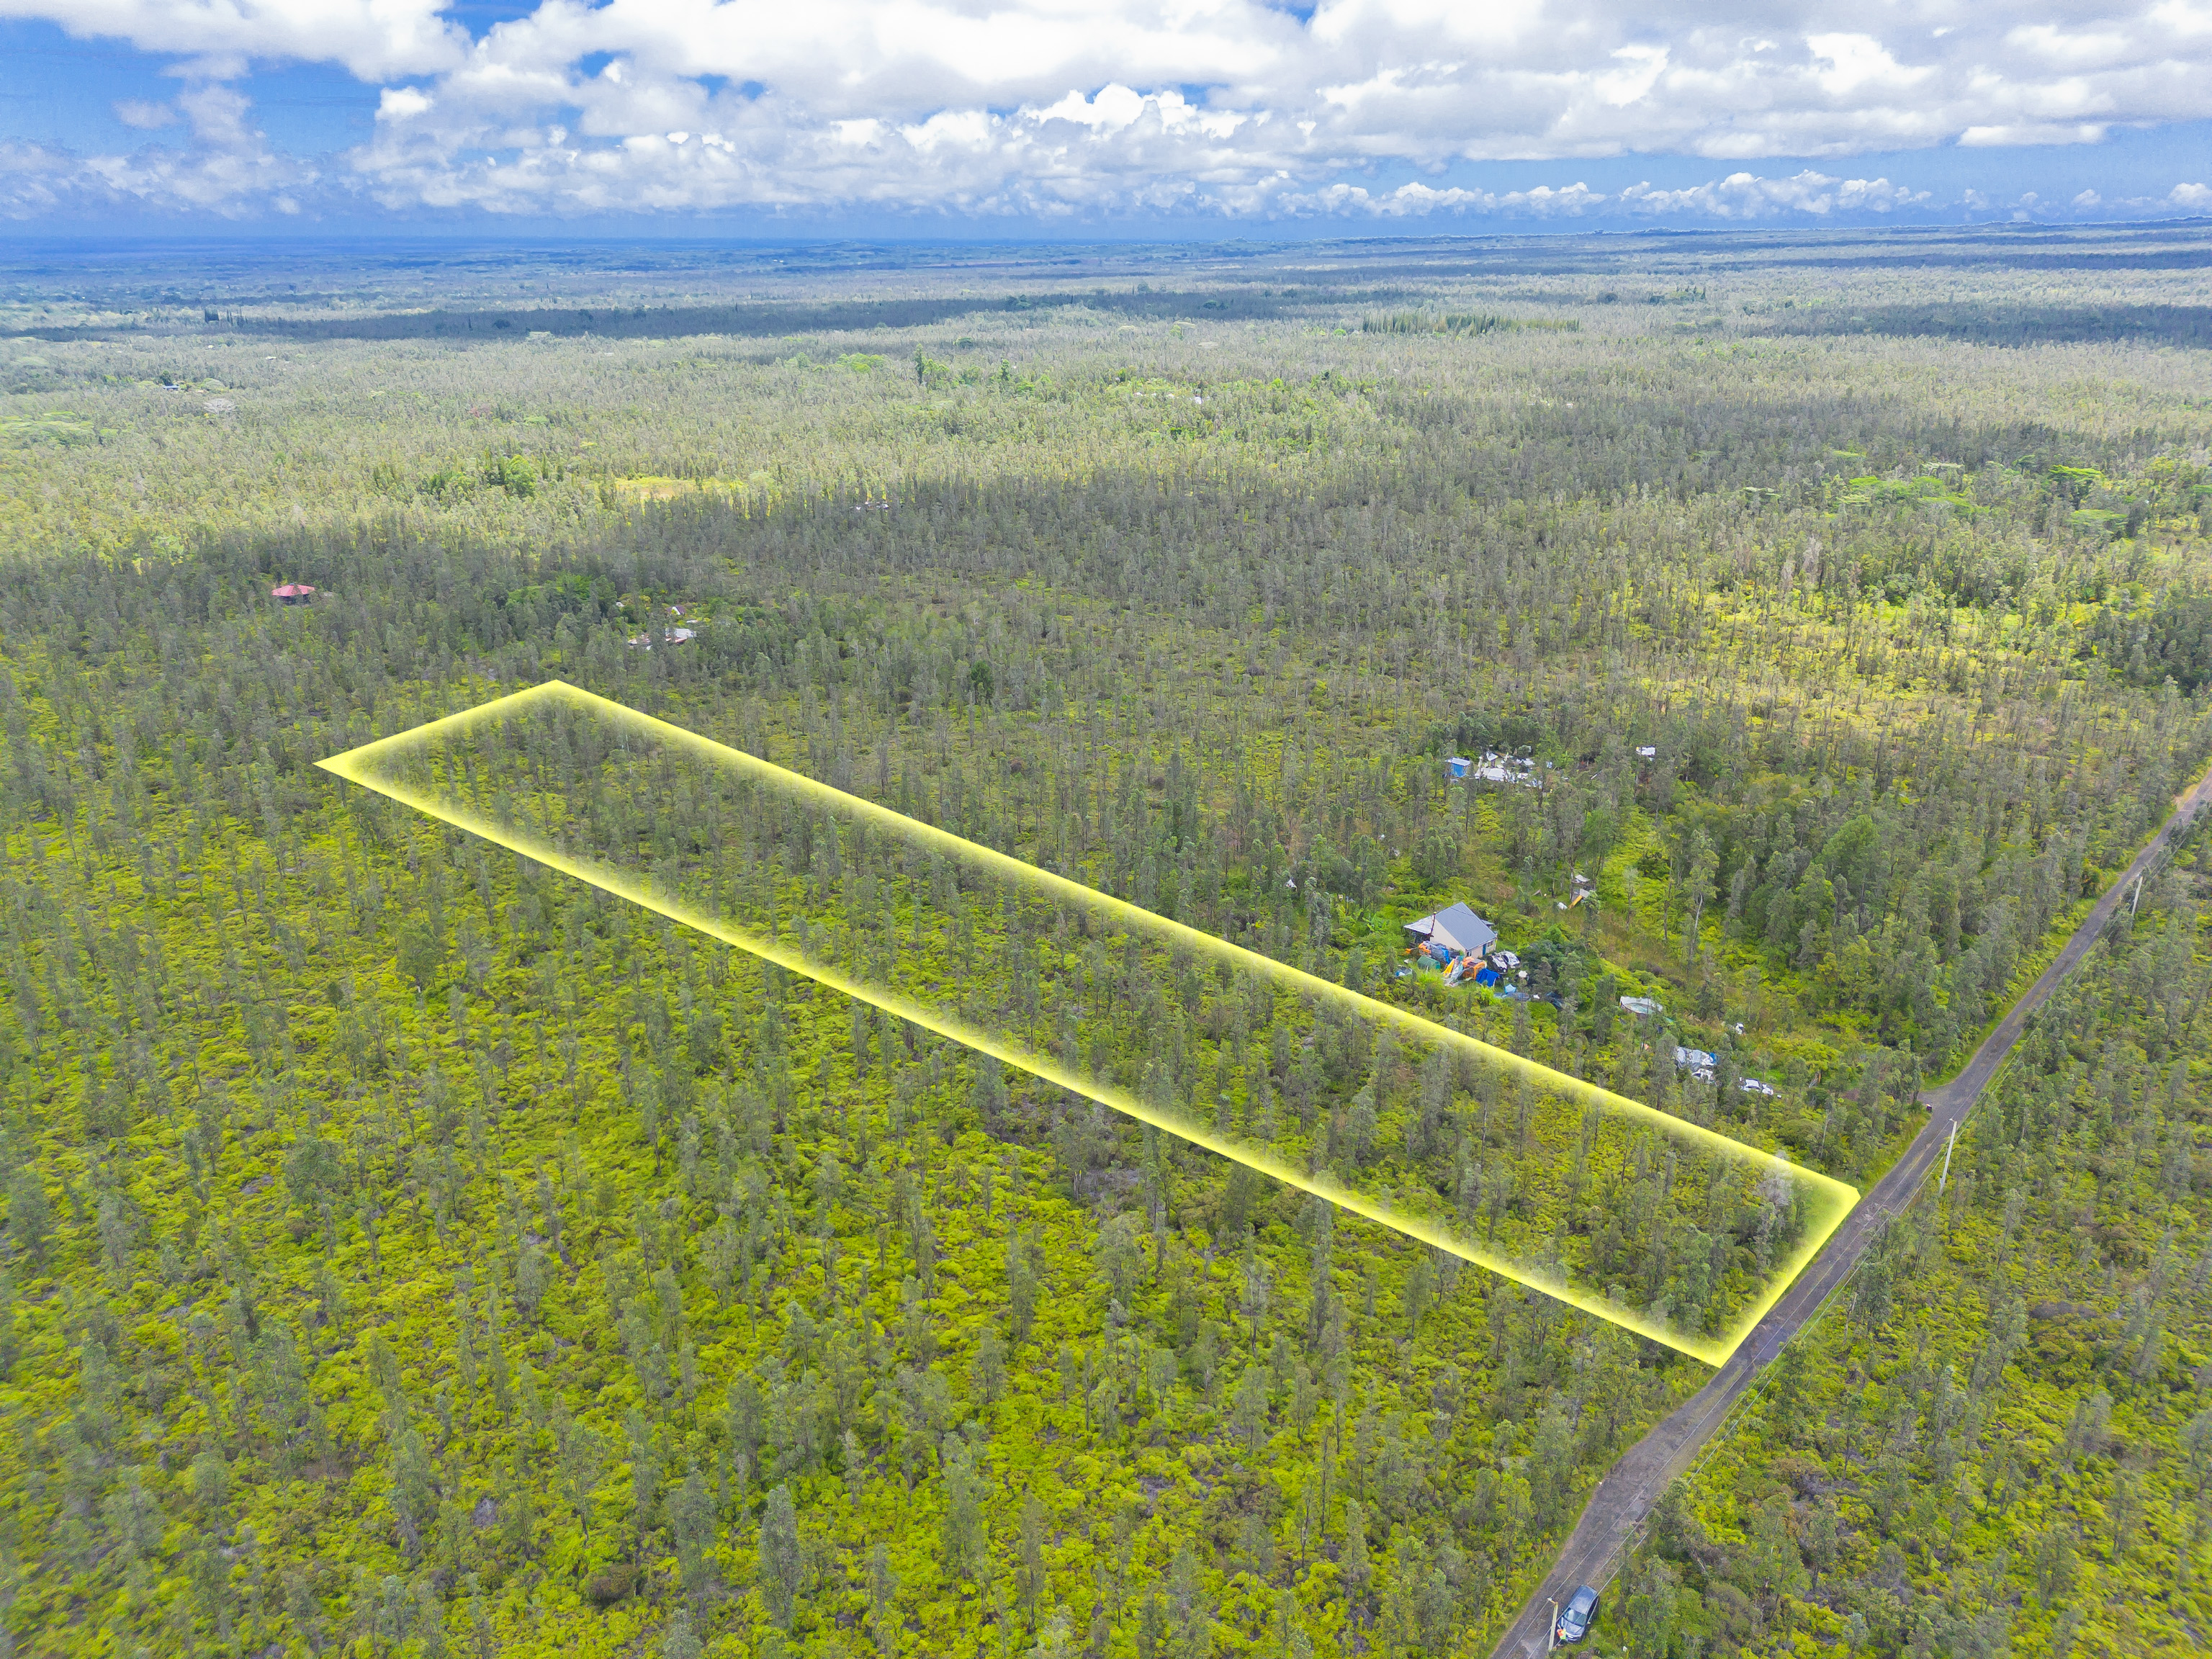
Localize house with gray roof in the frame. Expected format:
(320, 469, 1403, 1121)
(1403, 902, 1498, 960)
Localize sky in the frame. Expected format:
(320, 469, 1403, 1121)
(0, 0, 2209, 230)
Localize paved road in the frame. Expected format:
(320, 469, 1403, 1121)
(1489, 758, 2212, 1658)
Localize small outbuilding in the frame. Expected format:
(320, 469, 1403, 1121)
(1673, 1044, 1718, 1082)
(271, 583, 316, 606)
(1403, 902, 1498, 961)
(1445, 755, 1472, 780)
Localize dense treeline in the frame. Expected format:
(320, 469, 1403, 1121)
(1757, 300, 2212, 350)
(8, 225, 2212, 559)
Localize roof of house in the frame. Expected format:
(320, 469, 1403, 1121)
(1403, 902, 1498, 957)
(270, 583, 316, 598)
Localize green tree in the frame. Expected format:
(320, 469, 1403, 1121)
(560, 1424, 604, 1534)
(868, 1541, 898, 1658)
(1018, 1490, 1048, 1629)
(6, 1169, 50, 1263)
(1230, 1362, 1270, 1455)
(1411, 827, 1457, 888)
(1165, 1542, 1211, 1659)
(415, 1578, 449, 1659)
(760, 1484, 801, 1629)
(1683, 827, 1718, 961)
(396, 921, 444, 991)
(391, 1430, 436, 1560)
(1767, 1336, 1809, 1445)
(942, 1442, 987, 1581)
(975, 1328, 1009, 1406)
(661, 1611, 701, 1659)
(670, 1466, 714, 1593)
(1028, 1609, 1073, 1659)
(1623, 1554, 1679, 1657)
(1096, 1213, 1144, 1307)
(1340, 1500, 1372, 1624)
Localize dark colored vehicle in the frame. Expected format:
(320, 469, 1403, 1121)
(1555, 1584, 1599, 1645)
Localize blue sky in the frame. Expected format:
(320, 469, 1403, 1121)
(1, 2, 2208, 229)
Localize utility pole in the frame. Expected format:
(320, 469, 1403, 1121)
(1938, 1119, 1958, 1195)
(1547, 1599, 1560, 1653)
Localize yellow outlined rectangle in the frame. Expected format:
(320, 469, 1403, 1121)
(319, 680, 1856, 1364)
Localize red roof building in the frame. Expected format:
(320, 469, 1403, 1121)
(271, 583, 317, 606)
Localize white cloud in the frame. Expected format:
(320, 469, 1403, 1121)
(2, 76, 319, 218)
(1035, 84, 1149, 131)
(2172, 181, 2212, 208)
(112, 98, 177, 129)
(1806, 33, 1927, 98)
(1959, 122, 2112, 146)
(5, 0, 2212, 217)
(3, 94, 315, 218)
(1281, 179, 1611, 216)
(1621, 169, 1928, 217)
(0, 0, 466, 80)
(1594, 45, 1668, 109)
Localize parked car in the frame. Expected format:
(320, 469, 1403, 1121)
(1555, 1584, 1599, 1645)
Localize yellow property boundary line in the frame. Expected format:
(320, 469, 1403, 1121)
(319, 680, 1857, 1365)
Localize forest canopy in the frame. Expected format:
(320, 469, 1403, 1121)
(0, 225, 2206, 1659)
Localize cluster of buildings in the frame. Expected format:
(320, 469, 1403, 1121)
(1617, 997, 1778, 1096)
(1416, 742, 1785, 1100)
(1614, 1017, 1774, 1099)
(1391, 900, 1783, 1098)
(627, 605, 699, 649)
(1445, 752, 1544, 788)
(1443, 745, 1655, 787)
(1681, 1040, 1779, 1098)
